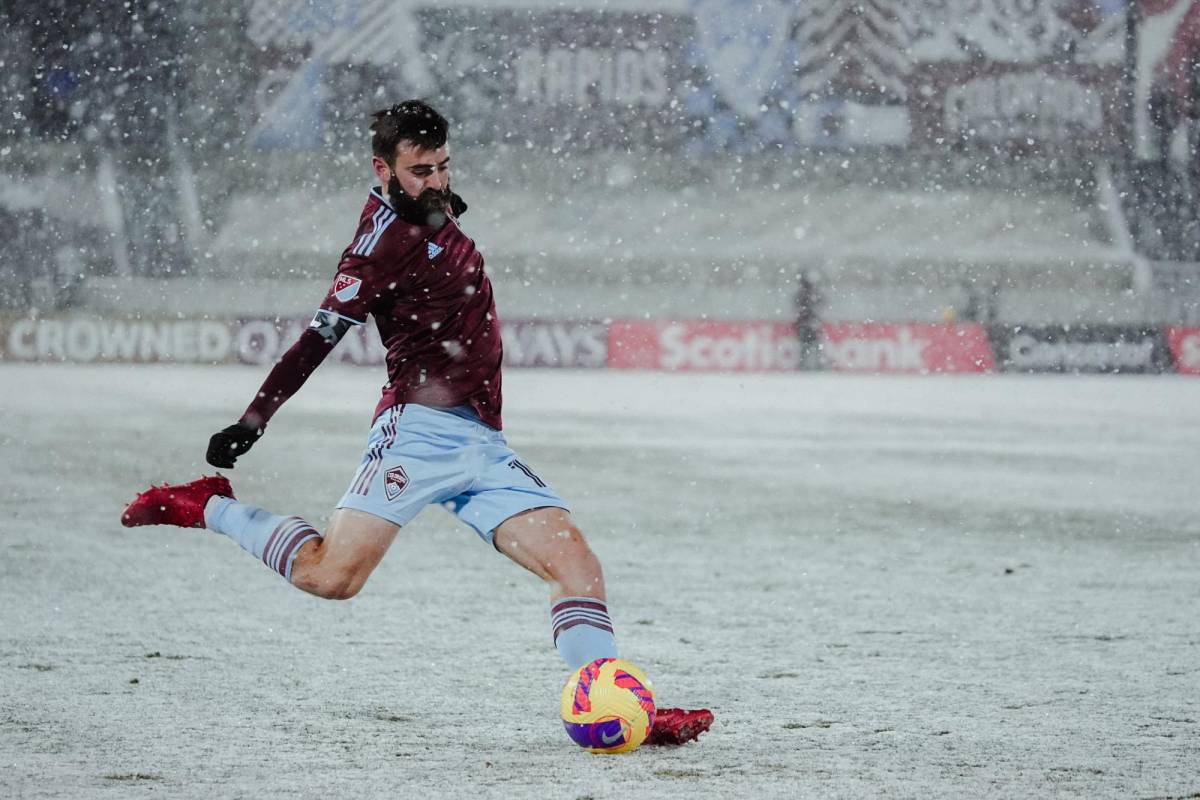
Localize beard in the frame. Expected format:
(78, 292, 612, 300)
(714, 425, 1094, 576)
(388, 175, 451, 228)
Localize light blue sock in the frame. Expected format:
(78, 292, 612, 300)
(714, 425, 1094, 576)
(204, 497, 321, 582)
(551, 597, 618, 670)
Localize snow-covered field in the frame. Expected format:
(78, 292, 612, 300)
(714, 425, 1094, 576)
(1, 364, 1197, 799)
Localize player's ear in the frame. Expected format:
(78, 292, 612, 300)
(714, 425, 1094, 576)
(371, 155, 392, 183)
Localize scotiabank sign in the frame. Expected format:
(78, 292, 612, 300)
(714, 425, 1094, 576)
(821, 323, 994, 373)
(991, 326, 1174, 374)
(609, 321, 801, 371)
(609, 321, 994, 373)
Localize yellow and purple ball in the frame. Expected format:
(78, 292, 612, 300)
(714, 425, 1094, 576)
(560, 658, 656, 753)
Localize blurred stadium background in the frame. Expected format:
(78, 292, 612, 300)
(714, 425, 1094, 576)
(2, 0, 1200, 372)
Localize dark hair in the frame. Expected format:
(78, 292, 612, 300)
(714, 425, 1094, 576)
(370, 100, 448, 162)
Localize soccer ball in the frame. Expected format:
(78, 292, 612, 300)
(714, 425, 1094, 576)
(560, 658, 656, 753)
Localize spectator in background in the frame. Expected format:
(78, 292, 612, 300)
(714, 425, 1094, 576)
(985, 280, 1001, 325)
(793, 270, 824, 370)
(29, 1, 190, 277)
(1190, 54, 1200, 192)
(960, 279, 981, 323)
(957, 278, 1002, 326)
(1143, 0, 1200, 259)
(0, 205, 88, 311)
(1148, 0, 1200, 168)
(0, 207, 19, 308)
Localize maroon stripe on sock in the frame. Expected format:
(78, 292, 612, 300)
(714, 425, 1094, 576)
(264, 518, 304, 570)
(269, 524, 301, 573)
(282, 532, 321, 581)
(261, 520, 292, 568)
(553, 617, 615, 643)
(551, 599, 608, 616)
(282, 531, 319, 571)
(553, 611, 613, 630)
(274, 527, 319, 577)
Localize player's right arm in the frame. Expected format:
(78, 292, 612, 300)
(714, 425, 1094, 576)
(206, 254, 382, 469)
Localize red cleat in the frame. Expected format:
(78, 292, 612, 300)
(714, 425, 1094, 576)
(121, 475, 234, 529)
(646, 707, 714, 746)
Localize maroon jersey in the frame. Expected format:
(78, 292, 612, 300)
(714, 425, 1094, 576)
(321, 188, 503, 426)
(241, 188, 504, 431)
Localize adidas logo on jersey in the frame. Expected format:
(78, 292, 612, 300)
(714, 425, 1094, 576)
(427, 242, 444, 260)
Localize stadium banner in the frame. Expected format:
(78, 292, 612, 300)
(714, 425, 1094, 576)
(0, 316, 378, 365)
(238, 0, 1128, 154)
(241, 2, 693, 152)
(1164, 326, 1200, 375)
(8, 316, 1196, 375)
(608, 320, 993, 373)
(0, 316, 607, 369)
(988, 325, 1176, 373)
(415, 6, 693, 152)
(902, 2, 1127, 152)
(821, 323, 995, 373)
(608, 321, 801, 372)
(501, 320, 610, 368)
(789, 1, 1128, 152)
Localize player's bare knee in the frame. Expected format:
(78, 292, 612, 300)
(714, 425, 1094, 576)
(302, 570, 364, 600)
(327, 579, 364, 601)
(291, 559, 371, 600)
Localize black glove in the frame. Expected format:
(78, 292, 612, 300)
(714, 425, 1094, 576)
(206, 422, 264, 469)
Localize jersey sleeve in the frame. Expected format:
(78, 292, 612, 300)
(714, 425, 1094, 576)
(240, 253, 387, 428)
(317, 252, 392, 325)
(240, 329, 335, 428)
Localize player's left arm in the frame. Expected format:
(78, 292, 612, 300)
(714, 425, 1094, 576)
(205, 326, 341, 468)
(206, 257, 377, 469)
(240, 323, 344, 428)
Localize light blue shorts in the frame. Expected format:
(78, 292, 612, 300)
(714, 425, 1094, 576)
(336, 403, 569, 543)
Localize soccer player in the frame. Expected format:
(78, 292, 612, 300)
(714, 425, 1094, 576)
(122, 100, 712, 746)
